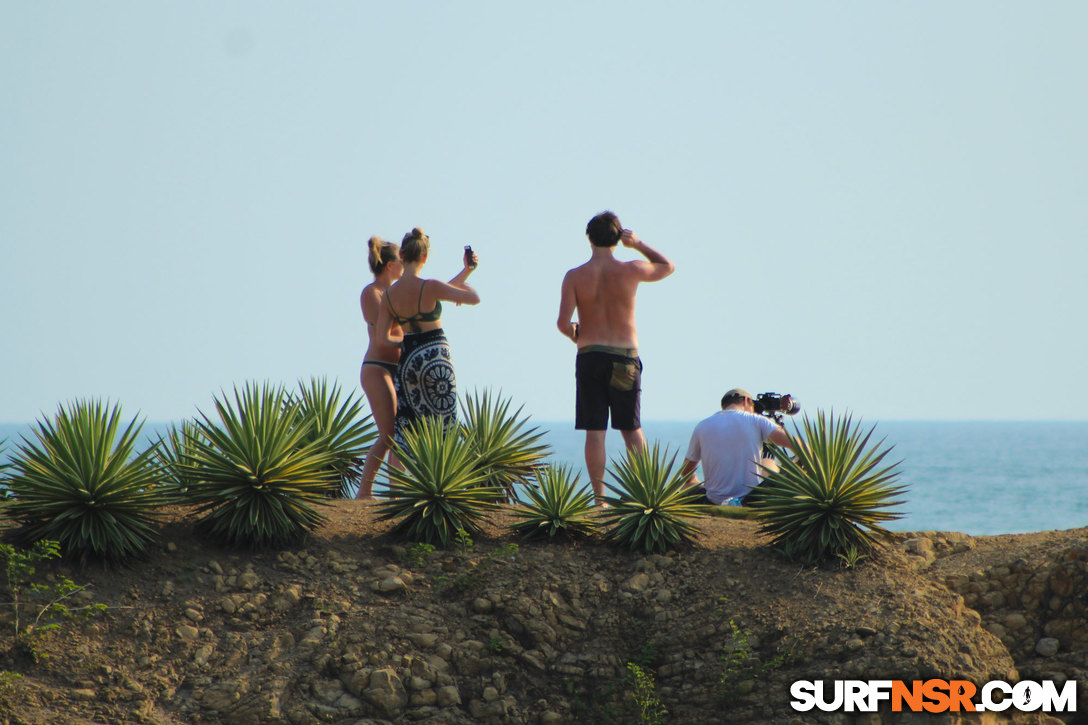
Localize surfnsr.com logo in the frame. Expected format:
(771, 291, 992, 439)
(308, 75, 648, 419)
(790, 679, 1077, 713)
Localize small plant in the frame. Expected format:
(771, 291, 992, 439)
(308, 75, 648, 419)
(435, 542, 519, 595)
(376, 416, 502, 546)
(183, 383, 338, 548)
(626, 662, 667, 725)
(1, 540, 106, 662)
(403, 542, 436, 569)
(460, 390, 551, 502)
(4, 400, 171, 562)
(486, 635, 504, 653)
(600, 444, 708, 554)
(719, 619, 793, 698)
(294, 377, 377, 498)
(837, 545, 869, 569)
(750, 411, 906, 565)
(510, 464, 596, 540)
(453, 529, 474, 556)
(632, 638, 658, 670)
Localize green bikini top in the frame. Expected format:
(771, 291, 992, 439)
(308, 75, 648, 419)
(387, 280, 442, 333)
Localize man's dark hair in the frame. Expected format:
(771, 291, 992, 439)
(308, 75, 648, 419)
(586, 211, 622, 247)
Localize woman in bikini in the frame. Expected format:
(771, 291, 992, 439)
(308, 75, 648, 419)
(355, 237, 405, 500)
(375, 227, 479, 450)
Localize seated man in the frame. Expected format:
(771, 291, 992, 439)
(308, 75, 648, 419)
(680, 388, 796, 505)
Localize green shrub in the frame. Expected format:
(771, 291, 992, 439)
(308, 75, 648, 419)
(294, 377, 376, 498)
(626, 662, 667, 725)
(460, 390, 550, 502)
(376, 415, 501, 546)
(750, 410, 905, 565)
(183, 383, 337, 548)
(1, 540, 106, 661)
(600, 444, 707, 553)
(510, 464, 596, 539)
(3, 401, 170, 562)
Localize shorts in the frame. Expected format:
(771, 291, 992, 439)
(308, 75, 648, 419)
(574, 346, 642, 431)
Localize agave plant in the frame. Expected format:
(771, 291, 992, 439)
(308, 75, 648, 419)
(0, 439, 11, 501)
(3, 400, 170, 562)
(600, 444, 708, 553)
(183, 383, 337, 548)
(294, 377, 377, 497)
(153, 420, 205, 496)
(460, 390, 551, 502)
(376, 415, 502, 546)
(510, 464, 596, 539)
(750, 410, 906, 565)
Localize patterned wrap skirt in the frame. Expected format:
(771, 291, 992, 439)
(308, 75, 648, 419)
(394, 328, 458, 449)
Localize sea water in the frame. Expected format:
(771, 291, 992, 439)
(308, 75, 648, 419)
(533, 420, 1088, 536)
(2, 421, 1086, 536)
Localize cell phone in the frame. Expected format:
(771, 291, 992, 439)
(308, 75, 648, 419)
(464, 245, 477, 268)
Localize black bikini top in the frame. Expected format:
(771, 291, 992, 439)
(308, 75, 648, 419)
(387, 280, 441, 333)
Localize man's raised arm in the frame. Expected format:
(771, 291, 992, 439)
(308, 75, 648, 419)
(621, 229, 675, 281)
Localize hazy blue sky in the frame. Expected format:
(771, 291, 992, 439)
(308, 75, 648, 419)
(3, 2, 1086, 424)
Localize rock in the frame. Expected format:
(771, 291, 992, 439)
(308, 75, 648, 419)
(201, 682, 242, 712)
(71, 689, 96, 701)
(436, 685, 462, 707)
(183, 608, 203, 622)
(334, 693, 363, 714)
(312, 679, 344, 704)
(1036, 637, 1060, 657)
(376, 576, 406, 593)
(540, 711, 563, 724)
(1000, 613, 1027, 631)
(624, 572, 651, 592)
(473, 597, 493, 613)
(175, 625, 199, 642)
(482, 685, 500, 702)
(238, 571, 260, 590)
(363, 668, 408, 717)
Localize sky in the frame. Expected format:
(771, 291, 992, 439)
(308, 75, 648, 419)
(2, 2, 1087, 425)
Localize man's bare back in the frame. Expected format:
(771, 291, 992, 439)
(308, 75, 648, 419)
(557, 229, 674, 348)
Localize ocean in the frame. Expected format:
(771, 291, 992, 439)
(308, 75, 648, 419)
(2, 420, 1086, 537)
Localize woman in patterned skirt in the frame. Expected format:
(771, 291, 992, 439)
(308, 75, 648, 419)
(375, 227, 479, 449)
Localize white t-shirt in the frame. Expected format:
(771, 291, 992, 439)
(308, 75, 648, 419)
(685, 410, 780, 504)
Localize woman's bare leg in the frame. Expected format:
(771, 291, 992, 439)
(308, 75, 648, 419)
(357, 364, 397, 499)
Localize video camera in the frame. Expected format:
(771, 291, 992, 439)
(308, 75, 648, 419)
(752, 393, 800, 425)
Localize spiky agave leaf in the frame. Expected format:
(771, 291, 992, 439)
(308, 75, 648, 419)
(183, 383, 337, 548)
(376, 415, 501, 546)
(599, 444, 708, 553)
(3, 400, 169, 562)
(153, 420, 205, 496)
(510, 464, 596, 539)
(0, 438, 11, 503)
(294, 377, 377, 498)
(460, 390, 551, 502)
(750, 410, 906, 565)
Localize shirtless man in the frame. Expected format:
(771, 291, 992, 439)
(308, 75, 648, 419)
(557, 211, 675, 503)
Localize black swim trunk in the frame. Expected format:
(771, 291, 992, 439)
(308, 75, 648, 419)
(574, 346, 642, 431)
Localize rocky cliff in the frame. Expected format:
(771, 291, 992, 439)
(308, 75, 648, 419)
(0, 505, 1084, 724)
